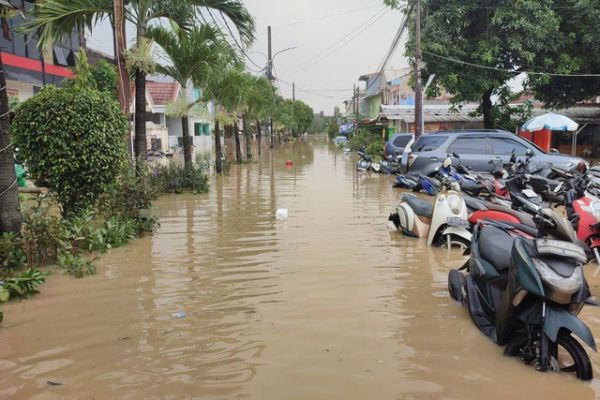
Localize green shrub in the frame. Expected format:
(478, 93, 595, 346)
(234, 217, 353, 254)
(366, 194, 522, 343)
(0, 233, 26, 271)
(22, 202, 65, 266)
(12, 86, 128, 215)
(0, 268, 46, 300)
(149, 162, 209, 194)
(98, 165, 157, 220)
(57, 250, 96, 278)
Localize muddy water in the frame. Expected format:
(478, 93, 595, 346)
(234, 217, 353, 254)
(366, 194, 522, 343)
(2, 137, 600, 399)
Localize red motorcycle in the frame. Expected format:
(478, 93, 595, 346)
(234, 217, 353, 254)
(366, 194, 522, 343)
(565, 176, 600, 264)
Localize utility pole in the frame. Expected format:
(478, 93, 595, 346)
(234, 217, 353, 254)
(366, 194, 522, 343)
(292, 82, 295, 101)
(268, 26, 274, 148)
(354, 85, 359, 138)
(414, 0, 423, 139)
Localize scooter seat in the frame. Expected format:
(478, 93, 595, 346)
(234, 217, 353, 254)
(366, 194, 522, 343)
(403, 195, 433, 218)
(463, 195, 488, 211)
(461, 181, 483, 195)
(479, 226, 515, 272)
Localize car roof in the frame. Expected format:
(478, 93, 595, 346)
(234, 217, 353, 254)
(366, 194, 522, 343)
(429, 129, 511, 135)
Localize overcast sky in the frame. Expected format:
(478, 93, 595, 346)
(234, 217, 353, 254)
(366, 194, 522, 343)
(87, 0, 409, 115)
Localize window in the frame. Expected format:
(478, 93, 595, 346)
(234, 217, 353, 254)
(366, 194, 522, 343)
(490, 137, 529, 156)
(448, 137, 488, 154)
(392, 135, 412, 147)
(412, 135, 447, 152)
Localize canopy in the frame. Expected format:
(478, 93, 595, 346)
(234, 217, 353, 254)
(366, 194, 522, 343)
(521, 112, 578, 132)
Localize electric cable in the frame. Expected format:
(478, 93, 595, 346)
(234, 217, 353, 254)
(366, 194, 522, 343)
(286, 7, 389, 74)
(273, 3, 381, 28)
(422, 50, 600, 77)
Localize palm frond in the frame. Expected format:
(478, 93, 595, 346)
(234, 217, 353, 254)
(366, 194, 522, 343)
(18, 0, 112, 49)
(190, 0, 255, 47)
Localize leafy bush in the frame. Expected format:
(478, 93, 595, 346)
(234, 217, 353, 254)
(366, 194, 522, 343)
(98, 166, 157, 220)
(0, 268, 46, 301)
(0, 233, 26, 271)
(150, 162, 209, 194)
(22, 202, 64, 267)
(12, 85, 128, 215)
(57, 250, 96, 278)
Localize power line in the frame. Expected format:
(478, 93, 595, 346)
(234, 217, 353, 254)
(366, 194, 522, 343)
(278, 79, 351, 100)
(286, 7, 389, 75)
(273, 3, 381, 28)
(422, 50, 600, 77)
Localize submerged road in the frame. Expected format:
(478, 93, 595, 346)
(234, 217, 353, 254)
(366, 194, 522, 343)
(2, 136, 600, 399)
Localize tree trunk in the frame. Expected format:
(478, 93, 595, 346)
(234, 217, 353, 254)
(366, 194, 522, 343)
(234, 120, 242, 163)
(0, 54, 21, 234)
(134, 69, 147, 165)
(482, 87, 495, 129)
(269, 116, 274, 148)
(215, 120, 222, 174)
(256, 119, 262, 156)
(113, 0, 132, 156)
(182, 116, 192, 168)
(243, 114, 251, 160)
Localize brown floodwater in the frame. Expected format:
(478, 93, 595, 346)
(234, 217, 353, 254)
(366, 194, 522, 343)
(3, 136, 600, 399)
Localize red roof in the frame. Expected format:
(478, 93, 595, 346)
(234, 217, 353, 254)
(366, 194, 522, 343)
(146, 81, 180, 105)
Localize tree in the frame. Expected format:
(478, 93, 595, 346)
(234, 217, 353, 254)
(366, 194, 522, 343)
(148, 23, 231, 169)
(0, 1, 22, 234)
(402, 0, 558, 128)
(65, 49, 119, 99)
(203, 63, 245, 173)
(245, 76, 276, 157)
(274, 99, 313, 137)
(21, 0, 255, 164)
(526, 1, 600, 108)
(12, 86, 128, 215)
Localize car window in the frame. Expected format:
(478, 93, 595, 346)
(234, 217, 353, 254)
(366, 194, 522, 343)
(412, 135, 447, 152)
(392, 135, 412, 147)
(448, 137, 488, 154)
(490, 137, 529, 155)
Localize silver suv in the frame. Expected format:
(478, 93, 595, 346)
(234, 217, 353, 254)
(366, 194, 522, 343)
(405, 130, 584, 176)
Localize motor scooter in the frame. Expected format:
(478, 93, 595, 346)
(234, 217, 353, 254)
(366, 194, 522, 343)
(388, 178, 471, 248)
(563, 175, 600, 264)
(448, 219, 596, 380)
(356, 151, 372, 172)
(393, 174, 420, 190)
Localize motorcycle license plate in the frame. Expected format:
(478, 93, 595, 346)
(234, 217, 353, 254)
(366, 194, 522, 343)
(447, 217, 469, 227)
(522, 189, 538, 198)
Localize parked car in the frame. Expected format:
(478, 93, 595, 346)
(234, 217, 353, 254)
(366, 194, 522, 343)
(333, 136, 348, 147)
(404, 129, 585, 176)
(384, 133, 413, 161)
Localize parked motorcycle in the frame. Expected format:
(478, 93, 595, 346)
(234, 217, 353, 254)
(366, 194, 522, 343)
(393, 174, 420, 190)
(389, 178, 471, 248)
(448, 219, 596, 380)
(356, 151, 372, 172)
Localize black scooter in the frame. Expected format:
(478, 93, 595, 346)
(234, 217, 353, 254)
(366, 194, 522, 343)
(448, 219, 596, 380)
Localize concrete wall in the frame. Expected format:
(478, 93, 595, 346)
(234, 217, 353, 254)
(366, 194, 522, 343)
(6, 79, 36, 101)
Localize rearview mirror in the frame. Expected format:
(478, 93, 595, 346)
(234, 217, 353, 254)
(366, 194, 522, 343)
(549, 148, 559, 154)
(526, 148, 534, 157)
(452, 152, 460, 159)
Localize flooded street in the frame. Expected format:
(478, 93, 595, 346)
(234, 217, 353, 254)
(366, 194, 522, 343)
(3, 137, 600, 399)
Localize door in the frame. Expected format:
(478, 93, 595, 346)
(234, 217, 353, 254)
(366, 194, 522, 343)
(447, 136, 490, 171)
(489, 136, 532, 168)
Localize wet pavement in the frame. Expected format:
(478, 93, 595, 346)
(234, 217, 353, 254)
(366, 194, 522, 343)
(2, 136, 600, 399)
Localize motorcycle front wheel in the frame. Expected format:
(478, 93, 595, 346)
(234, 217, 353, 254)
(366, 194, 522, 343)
(505, 332, 593, 381)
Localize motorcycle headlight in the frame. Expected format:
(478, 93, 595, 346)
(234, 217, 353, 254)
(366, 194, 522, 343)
(446, 193, 462, 215)
(532, 258, 583, 302)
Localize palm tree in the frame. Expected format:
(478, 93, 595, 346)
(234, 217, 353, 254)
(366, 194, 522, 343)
(148, 23, 232, 169)
(204, 63, 248, 173)
(0, 1, 22, 234)
(20, 0, 255, 164)
(245, 76, 276, 157)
